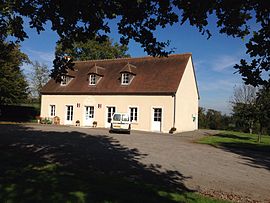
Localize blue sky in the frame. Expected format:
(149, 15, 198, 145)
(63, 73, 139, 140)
(21, 17, 250, 114)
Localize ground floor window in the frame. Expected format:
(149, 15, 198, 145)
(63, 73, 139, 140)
(85, 106, 94, 119)
(153, 108, 162, 121)
(66, 105, 73, 121)
(50, 105, 55, 116)
(129, 107, 138, 122)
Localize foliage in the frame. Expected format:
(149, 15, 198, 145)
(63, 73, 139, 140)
(1, 1, 269, 86)
(0, 41, 29, 104)
(230, 84, 270, 138)
(230, 84, 257, 134)
(198, 107, 231, 130)
(28, 61, 50, 101)
(55, 38, 130, 61)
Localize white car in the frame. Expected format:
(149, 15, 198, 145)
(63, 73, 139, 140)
(109, 113, 131, 134)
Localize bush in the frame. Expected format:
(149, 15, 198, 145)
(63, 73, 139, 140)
(0, 105, 39, 122)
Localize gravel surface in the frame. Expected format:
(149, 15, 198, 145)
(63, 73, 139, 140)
(2, 124, 270, 202)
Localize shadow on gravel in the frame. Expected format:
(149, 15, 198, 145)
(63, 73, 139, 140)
(0, 124, 192, 203)
(219, 143, 270, 171)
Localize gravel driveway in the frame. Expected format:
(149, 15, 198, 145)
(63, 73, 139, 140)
(1, 124, 269, 202)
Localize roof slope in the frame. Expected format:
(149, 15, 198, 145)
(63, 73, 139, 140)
(41, 53, 192, 95)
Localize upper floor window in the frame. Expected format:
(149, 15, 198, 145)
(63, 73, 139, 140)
(50, 105, 56, 117)
(89, 74, 101, 85)
(121, 73, 133, 85)
(61, 75, 72, 86)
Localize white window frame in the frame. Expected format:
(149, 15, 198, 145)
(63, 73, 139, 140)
(61, 75, 72, 86)
(50, 105, 56, 117)
(85, 106, 95, 119)
(66, 105, 74, 121)
(121, 73, 134, 85)
(89, 74, 101, 85)
(129, 107, 138, 123)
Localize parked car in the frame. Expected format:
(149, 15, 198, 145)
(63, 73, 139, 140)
(109, 113, 131, 134)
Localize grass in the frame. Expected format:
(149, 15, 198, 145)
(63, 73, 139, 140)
(198, 130, 270, 148)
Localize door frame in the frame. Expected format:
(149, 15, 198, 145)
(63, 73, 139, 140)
(65, 105, 74, 125)
(84, 105, 95, 126)
(151, 106, 163, 132)
(105, 105, 116, 128)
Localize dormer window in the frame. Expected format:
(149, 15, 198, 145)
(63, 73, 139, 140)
(121, 73, 134, 85)
(61, 75, 72, 86)
(89, 74, 101, 85)
(120, 63, 136, 85)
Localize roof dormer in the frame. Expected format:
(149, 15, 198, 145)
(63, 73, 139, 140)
(60, 75, 73, 86)
(120, 63, 136, 85)
(87, 63, 105, 85)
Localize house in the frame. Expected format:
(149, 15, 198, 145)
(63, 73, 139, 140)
(40, 53, 199, 133)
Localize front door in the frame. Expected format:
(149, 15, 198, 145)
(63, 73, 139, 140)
(152, 108, 162, 132)
(106, 106, 116, 127)
(65, 105, 73, 125)
(85, 106, 94, 126)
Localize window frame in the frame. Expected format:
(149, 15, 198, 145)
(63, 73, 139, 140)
(50, 105, 56, 117)
(129, 107, 138, 123)
(89, 74, 101, 85)
(121, 73, 134, 85)
(61, 75, 72, 86)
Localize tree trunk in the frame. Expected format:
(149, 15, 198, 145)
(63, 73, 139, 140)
(257, 123, 263, 143)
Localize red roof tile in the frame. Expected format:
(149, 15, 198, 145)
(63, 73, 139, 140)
(41, 53, 192, 95)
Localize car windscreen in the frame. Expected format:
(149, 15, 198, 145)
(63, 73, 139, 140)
(122, 114, 129, 122)
(113, 114, 121, 121)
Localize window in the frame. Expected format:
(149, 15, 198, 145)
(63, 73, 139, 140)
(50, 105, 55, 117)
(121, 73, 132, 85)
(66, 105, 73, 121)
(61, 75, 72, 86)
(85, 106, 94, 119)
(89, 74, 101, 85)
(154, 108, 162, 122)
(130, 107, 138, 122)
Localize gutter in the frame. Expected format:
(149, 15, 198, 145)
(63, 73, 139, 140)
(173, 93, 176, 128)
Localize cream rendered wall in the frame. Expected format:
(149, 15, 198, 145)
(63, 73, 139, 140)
(175, 57, 199, 132)
(41, 94, 174, 132)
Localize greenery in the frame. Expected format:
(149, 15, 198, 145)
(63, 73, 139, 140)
(198, 131, 270, 148)
(198, 107, 232, 130)
(230, 84, 270, 141)
(28, 61, 50, 102)
(0, 41, 29, 104)
(1, 1, 269, 86)
(55, 38, 130, 61)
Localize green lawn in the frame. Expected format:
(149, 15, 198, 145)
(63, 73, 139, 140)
(198, 131, 270, 149)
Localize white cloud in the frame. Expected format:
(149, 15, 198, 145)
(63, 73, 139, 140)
(211, 55, 240, 72)
(199, 79, 241, 92)
(25, 48, 54, 65)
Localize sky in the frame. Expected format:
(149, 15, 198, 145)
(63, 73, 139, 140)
(20, 17, 251, 115)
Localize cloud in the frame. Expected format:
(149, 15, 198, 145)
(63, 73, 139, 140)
(199, 79, 241, 92)
(25, 48, 54, 65)
(210, 55, 240, 72)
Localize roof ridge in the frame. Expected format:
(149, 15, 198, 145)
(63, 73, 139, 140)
(74, 53, 192, 63)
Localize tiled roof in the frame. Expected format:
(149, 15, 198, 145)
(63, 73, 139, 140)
(41, 53, 192, 95)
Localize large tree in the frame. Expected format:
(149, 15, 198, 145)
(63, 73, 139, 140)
(0, 41, 29, 104)
(230, 84, 257, 134)
(1, 1, 269, 86)
(28, 61, 50, 102)
(55, 38, 130, 61)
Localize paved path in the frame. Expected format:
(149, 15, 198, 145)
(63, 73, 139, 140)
(2, 124, 270, 202)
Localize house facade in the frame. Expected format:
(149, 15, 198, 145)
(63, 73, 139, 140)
(40, 53, 199, 133)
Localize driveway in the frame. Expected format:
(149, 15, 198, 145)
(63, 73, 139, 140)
(1, 124, 269, 202)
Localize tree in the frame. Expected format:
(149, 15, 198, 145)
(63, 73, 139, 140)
(256, 86, 270, 142)
(28, 61, 50, 102)
(1, 1, 269, 86)
(230, 84, 257, 134)
(55, 38, 130, 61)
(0, 41, 29, 104)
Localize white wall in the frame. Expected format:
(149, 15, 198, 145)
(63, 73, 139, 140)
(175, 57, 199, 132)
